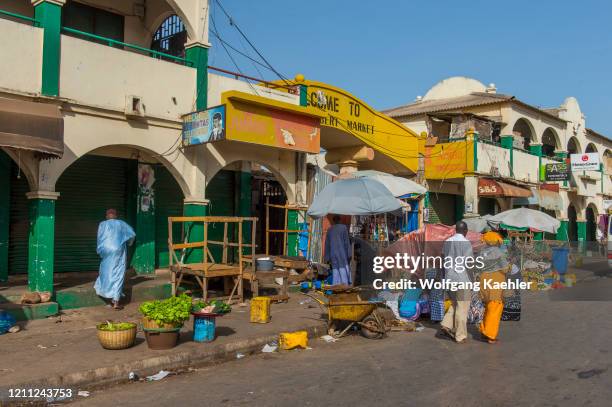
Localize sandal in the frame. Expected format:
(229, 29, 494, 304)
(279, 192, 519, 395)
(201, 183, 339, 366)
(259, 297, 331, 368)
(438, 327, 454, 340)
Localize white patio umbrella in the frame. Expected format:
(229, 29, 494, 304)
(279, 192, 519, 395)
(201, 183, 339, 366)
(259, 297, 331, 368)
(489, 207, 560, 234)
(307, 177, 402, 219)
(353, 170, 427, 197)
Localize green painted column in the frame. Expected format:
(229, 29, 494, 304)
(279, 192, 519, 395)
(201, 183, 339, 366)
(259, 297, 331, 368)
(34, 0, 64, 97)
(131, 165, 156, 274)
(556, 219, 569, 241)
(530, 143, 543, 183)
(27, 192, 59, 293)
(424, 192, 430, 223)
(183, 201, 208, 264)
(466, 129, 479, 171)
(185, 43, 210, 110)
(299, 84, 308, 107)
(287, 209, 299, 257)
(501, 135, 514, 177)
(0, 152, 10, 282)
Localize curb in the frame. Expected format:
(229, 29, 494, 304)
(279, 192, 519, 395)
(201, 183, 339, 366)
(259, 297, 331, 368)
(6, 322, 328, 392)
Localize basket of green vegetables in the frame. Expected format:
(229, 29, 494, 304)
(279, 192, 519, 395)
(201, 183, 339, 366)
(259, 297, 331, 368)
(96, 321, 137, 350)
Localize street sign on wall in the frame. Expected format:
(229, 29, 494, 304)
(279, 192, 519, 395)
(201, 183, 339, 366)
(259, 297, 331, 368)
(570, 153, 600, 171)
(544, 162, 570, 181)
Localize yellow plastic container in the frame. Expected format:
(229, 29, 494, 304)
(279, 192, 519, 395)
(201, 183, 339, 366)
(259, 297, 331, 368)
(279, 330, 308, 350)
(250, 296, 271, 323)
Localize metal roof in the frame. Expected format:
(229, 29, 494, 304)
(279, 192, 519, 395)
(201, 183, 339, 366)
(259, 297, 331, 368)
(382, 92, 513, 118)
(382, 92, 566, 125)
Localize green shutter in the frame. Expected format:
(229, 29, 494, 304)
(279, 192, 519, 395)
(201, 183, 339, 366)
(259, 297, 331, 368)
(154, 166, 184, 268)
(54, 156, 129, 272)
(206, 170, 236, 262)
(8, 164, 30, 275)
(426, 193, 457, 226)
(0, 152, 10, 281)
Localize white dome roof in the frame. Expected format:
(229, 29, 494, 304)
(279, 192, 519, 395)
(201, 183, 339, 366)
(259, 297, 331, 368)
(423, 77, 487, 101)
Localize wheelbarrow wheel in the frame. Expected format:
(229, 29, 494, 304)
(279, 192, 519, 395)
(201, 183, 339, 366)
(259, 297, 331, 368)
(360, 315, 384, 339)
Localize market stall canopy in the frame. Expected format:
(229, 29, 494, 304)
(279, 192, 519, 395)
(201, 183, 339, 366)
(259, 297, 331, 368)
(0, 98, 64, 157)
(353, 170, 427, 197)
(307, 178, 401, 219)
(489, 207, 560, 234)
(462, 214, 500, 233)
(478, 178, 532, 198)
(512, 187, 563, 211)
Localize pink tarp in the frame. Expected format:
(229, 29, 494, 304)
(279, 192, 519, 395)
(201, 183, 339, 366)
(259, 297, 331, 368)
(383, 224, 484, 276)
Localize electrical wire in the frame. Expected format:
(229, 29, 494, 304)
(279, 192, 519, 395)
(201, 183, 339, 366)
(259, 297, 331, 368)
(210, 5, 260, 96)
(210, 31, 274, 72)
(214, 0, 291, 84)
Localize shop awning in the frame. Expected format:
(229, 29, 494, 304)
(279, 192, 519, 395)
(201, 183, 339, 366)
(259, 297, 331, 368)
(478, 178, 532, 198)
(0, 98, 64, 157)
(511, 187, 563, 211)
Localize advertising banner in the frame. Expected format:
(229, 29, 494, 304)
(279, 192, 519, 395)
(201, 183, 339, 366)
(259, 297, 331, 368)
(570, 153, 600, 171)
(544, 162, 570, 181)
(182, 105, 226, 147)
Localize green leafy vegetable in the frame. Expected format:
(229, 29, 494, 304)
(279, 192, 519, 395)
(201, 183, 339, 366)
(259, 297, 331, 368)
(192, 299, 231, 314)
(97, 322, 136, 331)
(139, 294, 193, 326)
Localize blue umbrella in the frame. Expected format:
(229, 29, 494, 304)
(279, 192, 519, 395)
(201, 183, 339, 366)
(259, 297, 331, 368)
(307, 178, 402, 219)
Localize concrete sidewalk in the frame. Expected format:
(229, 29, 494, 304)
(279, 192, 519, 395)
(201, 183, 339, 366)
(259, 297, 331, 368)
(0, 295, 327, 391)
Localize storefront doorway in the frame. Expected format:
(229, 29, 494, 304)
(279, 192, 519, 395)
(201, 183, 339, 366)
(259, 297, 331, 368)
(568, 204, 578, 242)
(206, 162, 290, 261)
(586, 205, 597, 243)
(50, 152, 184, 274)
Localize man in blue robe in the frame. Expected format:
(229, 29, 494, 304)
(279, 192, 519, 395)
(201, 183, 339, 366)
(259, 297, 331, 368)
(94, 209, 136, 310)
(324, 215, 352, 285)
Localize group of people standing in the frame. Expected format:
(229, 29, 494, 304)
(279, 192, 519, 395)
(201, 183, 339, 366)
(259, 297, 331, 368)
(323, 216, 521, 344)
(437, 221, 520, 344)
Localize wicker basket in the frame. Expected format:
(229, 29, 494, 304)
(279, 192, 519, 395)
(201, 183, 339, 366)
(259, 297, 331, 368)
(96, 323, 137, 350)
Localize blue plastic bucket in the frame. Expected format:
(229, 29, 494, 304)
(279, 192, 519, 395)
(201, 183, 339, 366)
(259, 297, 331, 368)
(551, 247, 570, 274)
(193, 314, 216, 342)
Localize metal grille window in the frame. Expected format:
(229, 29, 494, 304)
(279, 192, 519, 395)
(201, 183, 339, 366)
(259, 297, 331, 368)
(151, 15, 187, 59)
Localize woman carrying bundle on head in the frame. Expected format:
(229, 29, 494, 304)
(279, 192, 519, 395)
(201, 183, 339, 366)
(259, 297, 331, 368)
(478, 231, 510, 344)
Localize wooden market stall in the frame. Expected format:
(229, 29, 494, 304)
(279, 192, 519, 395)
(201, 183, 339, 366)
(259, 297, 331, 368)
(168, 216, 257, 303)
(263, 200, 314, 284)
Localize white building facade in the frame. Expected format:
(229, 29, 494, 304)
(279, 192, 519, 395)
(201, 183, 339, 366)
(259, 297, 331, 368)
(384, 77, 612, 243)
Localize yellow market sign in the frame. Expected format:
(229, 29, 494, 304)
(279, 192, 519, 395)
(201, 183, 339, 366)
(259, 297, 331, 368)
(421, 139, 475, 179)
(220, 90, 324, 154)
(293, 79, 422, 173)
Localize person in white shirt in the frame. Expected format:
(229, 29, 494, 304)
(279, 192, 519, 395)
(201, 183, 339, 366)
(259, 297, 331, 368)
(439, 221, 473, 343)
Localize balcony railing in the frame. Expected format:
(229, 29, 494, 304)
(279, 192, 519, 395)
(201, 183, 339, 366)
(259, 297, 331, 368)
(61, 27, 192, 66)
(0, 9, 39, 26)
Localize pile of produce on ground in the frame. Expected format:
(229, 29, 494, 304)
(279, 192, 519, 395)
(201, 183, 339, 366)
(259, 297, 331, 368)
(139, 293, 193, 327)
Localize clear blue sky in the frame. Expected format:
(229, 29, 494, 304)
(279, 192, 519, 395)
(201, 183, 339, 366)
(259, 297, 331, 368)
(209, 0, 611, 135)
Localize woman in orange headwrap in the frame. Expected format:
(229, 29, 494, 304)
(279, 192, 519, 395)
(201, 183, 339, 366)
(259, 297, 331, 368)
(478, 231, 508, 344)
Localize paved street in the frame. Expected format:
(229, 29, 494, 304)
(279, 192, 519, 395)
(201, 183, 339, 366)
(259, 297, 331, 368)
(72, 262, 612, 407)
